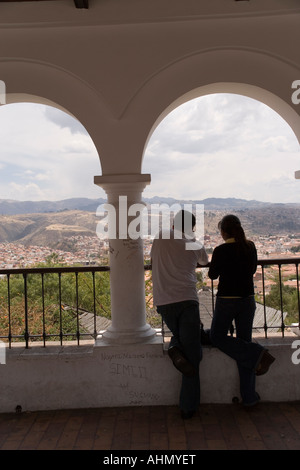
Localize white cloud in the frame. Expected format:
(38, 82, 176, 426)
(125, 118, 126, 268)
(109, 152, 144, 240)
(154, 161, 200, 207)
(8, 182, 45, 201)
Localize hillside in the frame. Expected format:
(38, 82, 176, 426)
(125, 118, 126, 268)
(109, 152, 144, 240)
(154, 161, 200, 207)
(0, 198, 105, 215)
(204, 206, 300, 237)
(0, 211, 98, 248)
(0, 198, 299, 249)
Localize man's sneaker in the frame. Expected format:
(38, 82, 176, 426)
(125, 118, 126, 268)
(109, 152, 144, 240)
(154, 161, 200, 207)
(256, 350, 275, 376)
(168, 346, 196, 377)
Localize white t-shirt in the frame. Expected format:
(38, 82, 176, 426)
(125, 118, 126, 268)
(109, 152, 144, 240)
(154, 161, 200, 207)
(150, 229, 208, 306)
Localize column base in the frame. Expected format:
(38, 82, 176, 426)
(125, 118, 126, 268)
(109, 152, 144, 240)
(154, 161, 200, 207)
(96, 324, 159, 345)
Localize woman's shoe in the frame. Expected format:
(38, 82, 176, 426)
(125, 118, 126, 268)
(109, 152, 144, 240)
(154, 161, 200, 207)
(256, 350, 275, 376)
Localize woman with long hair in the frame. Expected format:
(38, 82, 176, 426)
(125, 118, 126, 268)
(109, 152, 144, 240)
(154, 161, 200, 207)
(209, 214, 275, 406)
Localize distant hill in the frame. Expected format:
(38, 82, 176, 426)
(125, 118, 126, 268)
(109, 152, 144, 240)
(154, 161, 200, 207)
(204, 205, 300, 237)
(0, 198, 106, 215)
(144, 196, 275, 210)
(0, 197, 299, 248)
(0, 196, 295, 215)
(0, 211, 98, 249)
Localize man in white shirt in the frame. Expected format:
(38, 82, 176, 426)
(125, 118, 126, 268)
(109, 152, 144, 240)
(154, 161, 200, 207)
(151, 210, 208, 419)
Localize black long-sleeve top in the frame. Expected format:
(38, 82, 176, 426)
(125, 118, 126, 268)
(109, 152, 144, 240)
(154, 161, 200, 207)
(208, 239, 257, 298)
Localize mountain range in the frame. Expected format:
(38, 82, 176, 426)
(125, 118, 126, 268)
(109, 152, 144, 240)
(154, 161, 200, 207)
(0, 196, 297, 215)
(0, 197, 299, 249)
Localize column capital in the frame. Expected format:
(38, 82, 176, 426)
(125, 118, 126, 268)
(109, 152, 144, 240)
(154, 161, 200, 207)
(94, 173, 151, 189)
(94, 174, 151, 202)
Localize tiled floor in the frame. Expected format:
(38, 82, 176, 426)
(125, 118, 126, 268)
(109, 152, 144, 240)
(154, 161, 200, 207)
(0, 402, 300, 451)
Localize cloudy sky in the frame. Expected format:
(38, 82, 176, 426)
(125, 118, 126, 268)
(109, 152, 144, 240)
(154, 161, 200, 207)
(0, 93, 299, 204)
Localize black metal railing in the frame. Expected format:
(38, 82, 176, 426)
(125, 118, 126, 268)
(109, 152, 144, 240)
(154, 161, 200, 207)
(253, 258, 300, 337)
(146, 257, 300, 341)
(0, 257, 299, 347)
(0, 266, 110, 348)
(206, 257, 300, 338)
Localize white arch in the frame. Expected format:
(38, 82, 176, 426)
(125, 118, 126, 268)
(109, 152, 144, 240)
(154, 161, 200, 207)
(0, 58, 109, 172)
(141, 88, 300, 203)
(124, 48, 300, 173)
(1, 50, 300, 177)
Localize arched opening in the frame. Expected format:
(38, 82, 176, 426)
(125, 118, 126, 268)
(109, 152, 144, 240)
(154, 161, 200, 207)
(0, 96, 104, 202)
(143, 92, 300, 204)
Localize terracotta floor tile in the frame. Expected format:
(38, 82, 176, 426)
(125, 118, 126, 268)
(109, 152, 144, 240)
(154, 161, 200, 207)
(0, 402, 300, 451)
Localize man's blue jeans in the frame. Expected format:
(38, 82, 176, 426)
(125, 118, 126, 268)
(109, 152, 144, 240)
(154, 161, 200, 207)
(210, 296, 264, 405)
(157, 300, 201, 413)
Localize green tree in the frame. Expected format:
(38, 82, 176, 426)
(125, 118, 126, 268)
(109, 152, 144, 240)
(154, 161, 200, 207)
(265, 278, 299, 324)
(0, 259, 111, 342)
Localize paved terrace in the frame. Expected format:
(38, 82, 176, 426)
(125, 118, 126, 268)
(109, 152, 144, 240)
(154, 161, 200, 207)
(1, 401, 300, 451)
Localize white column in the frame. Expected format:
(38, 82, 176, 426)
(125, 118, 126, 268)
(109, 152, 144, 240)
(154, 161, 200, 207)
(94, 174, 157, 344)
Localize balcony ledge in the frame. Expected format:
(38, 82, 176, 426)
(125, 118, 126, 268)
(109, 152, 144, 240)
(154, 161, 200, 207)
(0, 332, 299, 413)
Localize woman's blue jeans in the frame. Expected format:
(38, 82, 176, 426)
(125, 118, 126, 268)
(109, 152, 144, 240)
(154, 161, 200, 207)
(210, 296, 264, 405)
(157, 300, 201, 413)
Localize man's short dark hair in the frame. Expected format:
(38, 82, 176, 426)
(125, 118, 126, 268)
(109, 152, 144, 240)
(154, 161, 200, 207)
(173, 210, 196, 233)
